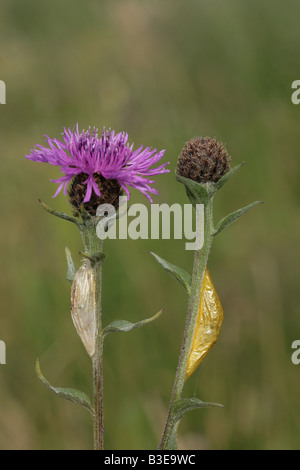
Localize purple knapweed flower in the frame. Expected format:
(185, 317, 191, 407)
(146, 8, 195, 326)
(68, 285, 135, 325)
(26, 125, 169, 215)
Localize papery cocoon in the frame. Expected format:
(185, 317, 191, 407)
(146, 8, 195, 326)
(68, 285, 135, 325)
(70, 264, 96, 357)
(185, 267, 223, 380)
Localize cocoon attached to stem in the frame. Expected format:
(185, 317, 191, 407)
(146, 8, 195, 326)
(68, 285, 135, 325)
(26, 124, 169, 451)
(153, 137, 262, 450)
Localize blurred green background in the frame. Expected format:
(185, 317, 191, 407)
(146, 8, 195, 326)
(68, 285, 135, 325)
(0, 0, 300, 450)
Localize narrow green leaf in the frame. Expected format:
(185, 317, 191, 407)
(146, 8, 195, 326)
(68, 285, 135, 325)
(39, 199, 82, 229)
(65, 247, 77, 283)
(35, 358, 94, 415)
(79, 204, 92, 221)
(149, 251, 191, 295)
(79, 251, 105, 264)
(173, 398, 224, 423)
(164, 398, 223, 450)
(209, 161, 245, 195)
(103, 309, 165, 337)
(176, 174, 209, 206)
(214, 201, 263, 236)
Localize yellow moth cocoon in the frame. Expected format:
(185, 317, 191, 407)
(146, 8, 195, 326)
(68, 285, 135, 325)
(70, 264, 96, 357)
(185, 267, 223, 380)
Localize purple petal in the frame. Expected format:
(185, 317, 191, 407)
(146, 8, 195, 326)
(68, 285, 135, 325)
(26, 124, 169, 204)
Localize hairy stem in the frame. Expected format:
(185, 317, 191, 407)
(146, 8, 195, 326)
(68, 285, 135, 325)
(158, 197, 214, 450)
(92, 334, 104, 450)
(81, 222, 104, 450)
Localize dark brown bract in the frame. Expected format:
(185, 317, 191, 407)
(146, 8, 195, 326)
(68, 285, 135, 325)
(176, 137, 230, 184)
(68, 173, 123, 216)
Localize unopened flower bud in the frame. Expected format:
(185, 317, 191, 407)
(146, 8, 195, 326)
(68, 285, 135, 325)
(177, 137, 230, 184)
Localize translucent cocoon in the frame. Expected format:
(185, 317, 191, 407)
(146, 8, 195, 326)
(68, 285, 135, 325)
(185, 267, 223, 380)
(70, 264, 96, 357)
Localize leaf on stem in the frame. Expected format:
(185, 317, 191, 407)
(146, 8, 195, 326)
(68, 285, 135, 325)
(79, 251, 105, 264)
(65, 247, 77, 283)
(39, 199, 82, 228)
(208, 161, 245, 195)
(35, 358, 94, 415)
(148, 251, 191, 295)
(214, 200, 263, 236)
(163, 398, 224, 450)
(176, 174, 209, 206)
(161, 397, 224, 450)
(103, 309, 165, 337)
(173, 397, 224, 422)
(79, 204, 92, 222)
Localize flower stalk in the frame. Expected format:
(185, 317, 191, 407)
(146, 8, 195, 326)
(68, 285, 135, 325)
(158, 195, 214, 449)
(151, 136, 262, 450)
(27, 124, 169, 451)
(80, 218, 105, 450)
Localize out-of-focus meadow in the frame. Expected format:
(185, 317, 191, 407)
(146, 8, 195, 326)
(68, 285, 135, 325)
(0, 0, 300, 450)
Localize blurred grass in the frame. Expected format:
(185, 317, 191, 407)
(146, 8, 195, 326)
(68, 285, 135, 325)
(0, 0, 300, 449)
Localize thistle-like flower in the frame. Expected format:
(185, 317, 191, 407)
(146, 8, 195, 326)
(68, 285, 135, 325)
(28, 125, 170, 450)
(26, 125, 169, 215)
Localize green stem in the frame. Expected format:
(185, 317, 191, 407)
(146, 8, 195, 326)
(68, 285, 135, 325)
(92, 334, 104, 450)
(80, 221, 104, 450)
(158, 196, 214, 450)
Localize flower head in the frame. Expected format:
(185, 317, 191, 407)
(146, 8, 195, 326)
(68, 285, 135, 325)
(26, 125, 169, 215)
(177, 137, 230, 184)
